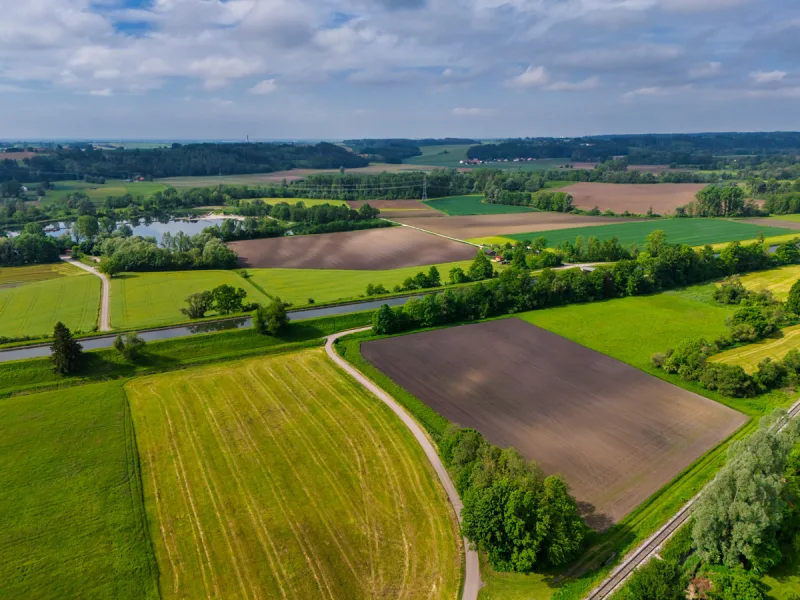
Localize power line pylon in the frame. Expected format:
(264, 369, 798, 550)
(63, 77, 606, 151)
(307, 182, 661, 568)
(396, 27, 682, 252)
(421, 173, 428, 201)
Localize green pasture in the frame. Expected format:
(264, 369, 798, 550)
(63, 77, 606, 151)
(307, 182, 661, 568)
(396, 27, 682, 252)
(245, 259, 476, 306)
(712, 324, 800, 373)
(739, 264, 800, 300)
(127, 349, 460, 599)
(110, 270, 269, 330)
(0, 263, 100, 338)
(424, 195, 537, 216)
(404, 144, 472, 168)
(0, 381, 158, 599)
(507, 218, 791, 249)
(35, 179, 168, 205)
(770, 214, 800, 223)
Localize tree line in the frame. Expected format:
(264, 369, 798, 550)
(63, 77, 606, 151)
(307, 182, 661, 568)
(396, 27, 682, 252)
(371, 233, 800, 338)
(0, 142, 367, 182)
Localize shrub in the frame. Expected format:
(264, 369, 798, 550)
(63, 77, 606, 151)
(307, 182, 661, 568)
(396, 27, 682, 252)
(253, 297, 288, 336)
(181, 291, 214, 319)
(50, 322, 83, 375)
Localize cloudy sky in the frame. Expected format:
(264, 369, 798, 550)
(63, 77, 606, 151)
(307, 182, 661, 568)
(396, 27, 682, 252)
(1, 0, 798, 140)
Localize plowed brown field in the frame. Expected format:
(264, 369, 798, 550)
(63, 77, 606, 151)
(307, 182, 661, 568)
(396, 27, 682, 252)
(362, 319, 746, 529)
(394, 212, 636, 240)
(564, 183, 707, 214)
(230, 226, 478, 269)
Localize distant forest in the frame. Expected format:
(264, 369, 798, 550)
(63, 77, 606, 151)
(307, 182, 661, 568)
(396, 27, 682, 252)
(466, 132, 800, 166)
(0, 142, 367, 183)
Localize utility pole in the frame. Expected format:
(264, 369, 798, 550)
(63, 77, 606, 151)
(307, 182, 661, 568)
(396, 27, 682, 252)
(422, 173, 428, 202)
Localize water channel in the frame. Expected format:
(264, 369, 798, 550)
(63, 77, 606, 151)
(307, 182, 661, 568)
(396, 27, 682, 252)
(0, 295, 418, 363)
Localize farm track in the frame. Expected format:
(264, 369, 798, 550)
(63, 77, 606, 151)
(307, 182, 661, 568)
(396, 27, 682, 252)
(325, 328, 481, 600)
(584, 398, 800, 600)
(387, 219, 483, 248)
(61, 256, 110, 331)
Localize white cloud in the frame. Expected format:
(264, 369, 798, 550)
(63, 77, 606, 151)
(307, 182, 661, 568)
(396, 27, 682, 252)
(750, 70, 788, 84)
(89, 88, 113, 97)
(688, 61, 722, 80)
(622, 86, 662, 100)
(506, 65, 549, 89)
(546, 76, 600, 92)
(188, 57, 263, 89)
(249, 79, 277, 95)
(452, 107, 493, 116)
(661, 0, 750, 13)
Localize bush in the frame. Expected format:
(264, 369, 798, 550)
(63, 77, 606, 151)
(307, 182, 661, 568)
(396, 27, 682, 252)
(366, 283, 389, 296)
(253, 297, 288, 336)
(710, 569, 765, 600)
(181, 291, 214, 319)
(113, 332, 146, 361)
(698, 363, 755, 397)
(622, 559, 687, 600)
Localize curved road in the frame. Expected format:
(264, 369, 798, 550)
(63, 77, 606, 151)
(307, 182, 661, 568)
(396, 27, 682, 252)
(62, 256, 111, 332)
(325, 328, 482, 600)
(585, 398, 800, 599)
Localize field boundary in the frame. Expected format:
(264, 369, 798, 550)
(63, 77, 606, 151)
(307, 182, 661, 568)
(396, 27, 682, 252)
(386, 219, 483, 248)
(325, 328, 481, 600)
(62, 256, 110, 331)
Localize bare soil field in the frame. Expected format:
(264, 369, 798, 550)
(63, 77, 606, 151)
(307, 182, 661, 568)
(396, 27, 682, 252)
(742, 218, 800, 231)
(0, 151, 39, 160)
(347, 200, 443, 218)
(564, 182, 707, 214)
(394, 212, 637, 240)
(362, 319, 746, 529)
(230, 226, 478, 270)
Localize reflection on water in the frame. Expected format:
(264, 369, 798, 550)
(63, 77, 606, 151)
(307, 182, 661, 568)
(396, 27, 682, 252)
(11, 218, 228, 244)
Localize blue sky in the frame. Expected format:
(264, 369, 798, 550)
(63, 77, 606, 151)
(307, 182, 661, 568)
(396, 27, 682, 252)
(0, 0, 798, 140)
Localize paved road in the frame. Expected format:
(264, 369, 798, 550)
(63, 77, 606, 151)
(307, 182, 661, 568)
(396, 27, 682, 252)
(61, 256, 111, 332)
(585, 398, 800, 599)
(325, 328, 482, 600)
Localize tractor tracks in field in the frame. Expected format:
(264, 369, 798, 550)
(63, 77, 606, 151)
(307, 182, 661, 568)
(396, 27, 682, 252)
(325, 327, 482, 600)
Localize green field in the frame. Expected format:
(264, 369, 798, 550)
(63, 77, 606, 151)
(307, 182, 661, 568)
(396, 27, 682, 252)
(404, 144, 472, 168)
(739, 264, 800, 300)
(246, 259, 476, 306)
(507, 218, 791, 249)
(712, 324, 800, 373)
(424, 195, 537, 216)
(769, 214, 800, 223)
(110, 270, 269, 329)
(127, 349, 460, 599)
(0, 263, 100, 338)
(0, 381, 158, 599)
(36, 179, 168, 205)
(249, 197, 348, 207)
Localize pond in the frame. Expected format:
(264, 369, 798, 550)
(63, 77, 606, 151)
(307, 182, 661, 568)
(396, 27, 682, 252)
(10, 217, 232, 244)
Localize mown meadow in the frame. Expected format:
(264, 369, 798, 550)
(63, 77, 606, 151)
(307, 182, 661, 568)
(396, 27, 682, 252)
(424, 195, 537, 216)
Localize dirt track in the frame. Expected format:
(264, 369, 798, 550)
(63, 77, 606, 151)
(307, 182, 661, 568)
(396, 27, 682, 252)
(230, 226, 478, 270)
(393, 212, 636, 240)
(362, 319, 746, 529)
(563, 183, 707, 214)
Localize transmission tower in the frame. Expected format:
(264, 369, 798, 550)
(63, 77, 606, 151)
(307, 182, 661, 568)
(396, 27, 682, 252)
(421, 173, 428, 201)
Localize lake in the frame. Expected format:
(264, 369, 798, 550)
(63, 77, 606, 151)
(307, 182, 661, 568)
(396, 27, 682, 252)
(11, 217, 230, 243)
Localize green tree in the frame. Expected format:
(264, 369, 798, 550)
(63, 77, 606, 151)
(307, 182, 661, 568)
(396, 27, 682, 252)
(73, 215, 99, 243)
(113, 332, 146, 361)
(710, 569, 764, 600)
(181, 291, 214, 319)
(211, 284, 247, 315)
(537, 476, 586, 566)
(622, 559, 687, 600)
(372, 304, 399, 335)
(50, 322, 83, 375)
(468, 251, 494, 281)
(253, 297, 288, 336)
(787, 280, 800, 315)
(645, 229, 666, 257)
(426, 265, 441, 287)
(693, 410, 800, 572)
(449, 267, 469, 284)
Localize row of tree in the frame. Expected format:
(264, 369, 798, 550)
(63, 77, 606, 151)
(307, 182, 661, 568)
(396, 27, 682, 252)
(0, 226, 64, 266)
(97, 234, 237, 275)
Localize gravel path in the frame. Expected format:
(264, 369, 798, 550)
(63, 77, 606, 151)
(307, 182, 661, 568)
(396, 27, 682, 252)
(61, 256, 111, 332)
(325, 328, 481, 600)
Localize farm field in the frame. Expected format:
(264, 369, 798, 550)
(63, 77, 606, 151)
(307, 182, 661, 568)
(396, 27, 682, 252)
(506, 218, 790, 249)
(741, 217, 800, 231)
(423, 195, 537, 216)
(36, 179, 168, 205)
(395, 212, 635, 240)
(110, 270, 269, 330)
(230, 226, 479, 270)
(362, 319, 746, 528)
(739, 264, 800, 300)
(404, 144, 472, 168)
(127, 349, 460, 600)
(769, 214, 800, 223)
(0, 381, 158, 599)
(347, 199, 443, 218)
(256, 197, 348, 207)
(562, 182, 707, 214)
(712, 324, 800, 373)
(0, 263, 100, 338)
(246, 259, 475, 306)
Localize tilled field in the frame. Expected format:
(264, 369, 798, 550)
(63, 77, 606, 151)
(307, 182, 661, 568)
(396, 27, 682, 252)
(347, 200, 442, 218)
(394, 212, 636, 240)
(563, 182, 707, 214)
(361, 319, 746, 529)
(230, 226, 478, 269)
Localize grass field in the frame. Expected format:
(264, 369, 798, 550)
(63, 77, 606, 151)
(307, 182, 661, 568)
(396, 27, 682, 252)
(0, 263, 100, 338)
(469, 235, 518, 246)
(404, 144, 472, 167)
(705, 232, 800, 251)
(0, 381, 158, 599)
(424, 195, 537, 216)
(36, 179, 168, 205)
(245, 259, 475, 306)
(252, 197, 348, 207)
(711, 324, 800, 373)
(739, 265, 800, 300)
(110, 270, 269, 330)
(127, 349, 460, 599)
(769, 215, 800, 223)
(507, 218, 791, 249)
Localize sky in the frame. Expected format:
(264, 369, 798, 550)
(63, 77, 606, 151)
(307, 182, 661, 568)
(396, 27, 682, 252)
(0, 0, 799, 140)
